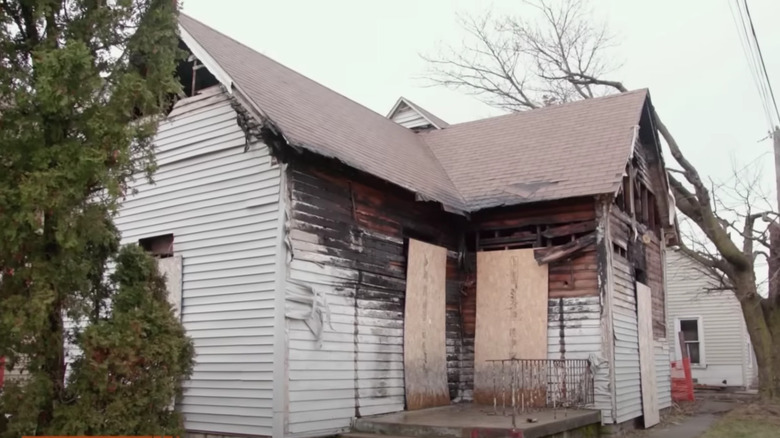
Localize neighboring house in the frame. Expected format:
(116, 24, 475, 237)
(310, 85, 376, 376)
(58, 13, 677, 438)
(666, 249, 755, 388)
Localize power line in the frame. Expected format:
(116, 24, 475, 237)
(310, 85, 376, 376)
(743, 0, 780, 126)
(729, 0, 773, 129)
(731, 0, 774, 127)
(730, 0, 773, 127)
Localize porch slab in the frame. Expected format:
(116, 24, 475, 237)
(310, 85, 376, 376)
(353, 404, 601, 438)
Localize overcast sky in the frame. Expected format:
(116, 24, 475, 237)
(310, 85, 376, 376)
(181, 0, 780, 199)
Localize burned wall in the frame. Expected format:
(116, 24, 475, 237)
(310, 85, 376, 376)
(286, 156, 469, 419)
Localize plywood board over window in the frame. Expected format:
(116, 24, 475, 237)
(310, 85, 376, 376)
(637, 282, 660, 427)
(157, 255, 183, 319)
(404, 239, 449, 410)
(473, 249, 549, 405)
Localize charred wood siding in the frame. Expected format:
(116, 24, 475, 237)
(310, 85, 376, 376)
(610, 193, 671, 422)
(633, 141, 666, 339)
(611, 206, 666, 340)
(286, 160, 465, 434)
(645, 237, 666, 339)
(461, 198, 601, 404)
(472, 198, 599, 301)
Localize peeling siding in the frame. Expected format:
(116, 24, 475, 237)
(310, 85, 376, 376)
(547, 296, 608, 417)
(547, 297, 601, 360)
(666, 250, 750, 387)
(115, 87, 281, 436)
(655, 342, 672, 409)
(285, 161, 464, 436)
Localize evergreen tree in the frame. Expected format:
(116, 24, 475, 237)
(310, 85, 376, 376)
(51, 245, 194, 436)
(0, 1, 191, 435)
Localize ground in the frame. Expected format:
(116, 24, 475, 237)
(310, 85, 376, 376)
(699, 403, 780, 438)
(625, 391, 779, 438)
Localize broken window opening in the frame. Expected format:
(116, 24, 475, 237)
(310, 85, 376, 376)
(139, 234, 174, 259)
(634, 266, 647, 284)
(613, 242, 628, 259)
(475, 220, 596, 252)
(176, 40, 220, 98)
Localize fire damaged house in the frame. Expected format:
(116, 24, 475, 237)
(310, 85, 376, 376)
(114, 13, 677, 438)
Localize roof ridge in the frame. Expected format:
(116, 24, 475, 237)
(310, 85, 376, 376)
(178, 13, 414, 136)
(443, 89, 649, 129)
(179, 13, 468, 211)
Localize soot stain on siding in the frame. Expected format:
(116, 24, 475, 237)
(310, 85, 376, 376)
(288, 157, 468, 406)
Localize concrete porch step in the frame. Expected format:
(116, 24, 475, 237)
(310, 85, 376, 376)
(352, 417, 463, 438)
(350, 405, 601, 438)
(339, 433, 414, 438)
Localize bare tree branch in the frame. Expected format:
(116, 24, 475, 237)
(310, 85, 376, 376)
(425, 0, 780, 398)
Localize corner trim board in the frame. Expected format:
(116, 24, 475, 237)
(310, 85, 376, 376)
(271, 163, 290, 437)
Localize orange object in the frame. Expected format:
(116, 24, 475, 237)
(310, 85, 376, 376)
(671, 358, 695, 402)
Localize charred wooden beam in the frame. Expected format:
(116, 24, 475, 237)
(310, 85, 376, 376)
(541, 220, 597, 239)
(534, 232, 597, 265)
(478, 234, 537, 248)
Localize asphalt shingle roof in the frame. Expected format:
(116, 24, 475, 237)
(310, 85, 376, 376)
(180, 14, 649, 213)
(422, 90, 648, 210)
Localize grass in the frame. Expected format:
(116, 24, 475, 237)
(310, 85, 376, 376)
(700, 403, 780, 438)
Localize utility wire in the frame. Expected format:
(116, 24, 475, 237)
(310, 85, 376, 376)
(729, 0, 772, 128)
(743, 0, 780, 126)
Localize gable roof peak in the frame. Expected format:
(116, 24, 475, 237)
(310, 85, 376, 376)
(386, 96, 449, 130)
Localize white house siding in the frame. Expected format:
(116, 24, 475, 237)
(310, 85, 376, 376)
(547, 297, 609, 419)
(115, 87, 281, 436)
(612, 256, 642, 424)
(655, 342, 672, 409)
(666, 250, 750, 387)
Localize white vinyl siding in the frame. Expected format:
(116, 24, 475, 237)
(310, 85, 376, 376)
(655, 342, 672, 409)
(547, 297, 609, 419)
(612, 256, 642, 424)
(116, 87, 281, 436)
(666, 250, 750, 387)
(389, 103, 432, 129)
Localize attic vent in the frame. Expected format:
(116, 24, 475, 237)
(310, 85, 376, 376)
(386, 97, 448, 131)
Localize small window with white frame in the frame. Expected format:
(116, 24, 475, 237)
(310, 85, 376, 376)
(677, 317, 704, 366)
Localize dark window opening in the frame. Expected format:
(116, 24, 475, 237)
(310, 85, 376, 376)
(680, 319, 702, 365)
(177, 40, 220, 98)
(634, 267, 647, 284)
(613, 242, 627, 259)
(139, 234, 174, 259)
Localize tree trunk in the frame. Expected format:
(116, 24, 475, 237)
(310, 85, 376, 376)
(765, 304, 780, 399)
(741, 292, 779, 400)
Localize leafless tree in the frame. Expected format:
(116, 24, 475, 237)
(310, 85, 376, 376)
(426, 0, 780, 400)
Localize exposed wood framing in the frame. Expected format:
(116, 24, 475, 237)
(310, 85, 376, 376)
(612, 142, 668, 340)
(535, 232, 597, 265)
